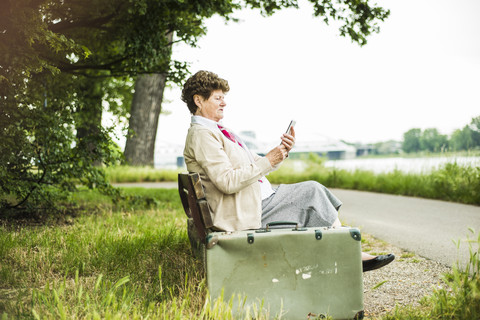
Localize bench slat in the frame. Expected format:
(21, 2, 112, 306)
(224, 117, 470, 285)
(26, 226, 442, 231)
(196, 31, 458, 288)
(198, 199, 214, 229)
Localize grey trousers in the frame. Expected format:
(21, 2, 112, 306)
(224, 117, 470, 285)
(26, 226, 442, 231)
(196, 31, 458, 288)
(261, 181, 342, 228)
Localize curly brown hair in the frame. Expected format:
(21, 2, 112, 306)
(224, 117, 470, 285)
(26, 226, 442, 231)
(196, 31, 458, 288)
(181, 70, 230, 114)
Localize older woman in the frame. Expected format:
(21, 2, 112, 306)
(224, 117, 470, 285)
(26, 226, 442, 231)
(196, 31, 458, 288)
(181, 70, 394, 272)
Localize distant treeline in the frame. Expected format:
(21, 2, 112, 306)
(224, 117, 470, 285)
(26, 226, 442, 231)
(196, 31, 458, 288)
(402, 115, 480, 153)
(370, 115, 480, 154)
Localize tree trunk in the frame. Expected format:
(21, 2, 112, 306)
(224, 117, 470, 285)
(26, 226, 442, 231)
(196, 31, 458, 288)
(124, 31, 173, 167)
(124, 73, 167, 166)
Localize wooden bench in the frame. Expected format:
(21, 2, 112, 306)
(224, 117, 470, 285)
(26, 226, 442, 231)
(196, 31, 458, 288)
(178, 172, 217, 259)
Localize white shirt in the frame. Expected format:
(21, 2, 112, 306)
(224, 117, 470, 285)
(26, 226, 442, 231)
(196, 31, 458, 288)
(191, 115, 275, 200)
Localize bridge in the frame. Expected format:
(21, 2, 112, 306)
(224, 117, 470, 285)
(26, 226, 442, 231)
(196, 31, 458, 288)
(155, 131, 366, 168)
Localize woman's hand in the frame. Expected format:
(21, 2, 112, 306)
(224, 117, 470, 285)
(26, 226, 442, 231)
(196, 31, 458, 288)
(266, 127, 296, 166)
(266, 145, 288, 166)
(281, 126, 296, 153)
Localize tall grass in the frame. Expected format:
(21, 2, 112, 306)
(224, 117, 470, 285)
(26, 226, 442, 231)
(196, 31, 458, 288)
(105, 166, 180, 183)
(0, 188, 275, 319)
(104, 157, 480, 205)
(268, 156, 480, 205)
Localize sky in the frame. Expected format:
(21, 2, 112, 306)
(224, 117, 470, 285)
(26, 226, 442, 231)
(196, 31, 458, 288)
(156, 0, 480, 148)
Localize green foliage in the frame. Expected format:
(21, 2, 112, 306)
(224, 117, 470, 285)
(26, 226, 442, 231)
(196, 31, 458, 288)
(1, 0, 227, 214)
(450, 116, 480, 152)
(425, 231, 480, 320)
(451, 126, 476, 151)
(471, 116, 480, 145)
(402, 128, 422, 153)
(420, 128, 448, 153)
(429, 163, 480, 205)
(402, 116, 480, 154)
(309, 0, 390, 46)
(1, 0, 243, 214)
(0, 73, 121, 214)
(244, 0, 390, 46)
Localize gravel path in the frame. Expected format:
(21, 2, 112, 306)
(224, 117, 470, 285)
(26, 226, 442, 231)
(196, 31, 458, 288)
(361, 233, 451, 318)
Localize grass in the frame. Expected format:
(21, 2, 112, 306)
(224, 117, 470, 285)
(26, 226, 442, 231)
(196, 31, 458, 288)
(105, 166, 180, 183)
(352, 149, 480, 160)
(267, 157, 480, 206)
(372, 280, 388, 290)
(0, 188, 277, 319)
(2, 188, 479, 319)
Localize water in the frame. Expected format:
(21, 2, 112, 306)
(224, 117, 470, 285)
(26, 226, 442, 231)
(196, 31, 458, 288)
(158, 154, 480, 173)
(324, 156, 480, 174)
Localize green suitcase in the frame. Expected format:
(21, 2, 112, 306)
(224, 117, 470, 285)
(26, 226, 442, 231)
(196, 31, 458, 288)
(206, 223, 364, 319)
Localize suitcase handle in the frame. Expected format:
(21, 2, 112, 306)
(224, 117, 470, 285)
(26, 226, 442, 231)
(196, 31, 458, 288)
(265, 221, 299, 231)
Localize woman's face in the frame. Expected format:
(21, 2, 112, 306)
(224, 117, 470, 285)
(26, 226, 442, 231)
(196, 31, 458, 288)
(194, 89, 226, 122)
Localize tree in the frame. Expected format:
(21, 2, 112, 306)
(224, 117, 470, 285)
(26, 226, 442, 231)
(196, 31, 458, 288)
(0, 0, 196, 213)
(0, 0, 390, 214)
(124, 73, 169, 166)
(469, 116, 480, 148)
(124, 0, 392, 166)
(450, 127, 474, 151)
(402, 128, 422, 153)
(449, 116, 480, 151)
(420, 128, 448, 153)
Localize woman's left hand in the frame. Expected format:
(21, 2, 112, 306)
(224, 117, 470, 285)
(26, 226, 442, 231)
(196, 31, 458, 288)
(281, 126, 296, 153)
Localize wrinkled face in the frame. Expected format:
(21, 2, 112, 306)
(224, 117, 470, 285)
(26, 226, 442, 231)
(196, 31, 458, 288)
(194, 89, 226, 122)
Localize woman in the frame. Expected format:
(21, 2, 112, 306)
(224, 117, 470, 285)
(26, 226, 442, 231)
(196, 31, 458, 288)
(181, 70, 394, 272)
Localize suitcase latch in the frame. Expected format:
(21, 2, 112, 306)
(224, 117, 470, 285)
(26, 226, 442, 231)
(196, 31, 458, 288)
(206, 234, 219, 249)
(350, 229, 362, 241)
(247, 233, 254, 244)
(315, 229, 323, 240)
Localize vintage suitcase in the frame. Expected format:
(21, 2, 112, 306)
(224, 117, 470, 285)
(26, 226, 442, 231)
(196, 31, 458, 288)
(206, 223, 364, 320)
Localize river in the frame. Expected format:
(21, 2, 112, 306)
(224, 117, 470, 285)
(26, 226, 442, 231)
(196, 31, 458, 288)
(323, 156, 480, 174)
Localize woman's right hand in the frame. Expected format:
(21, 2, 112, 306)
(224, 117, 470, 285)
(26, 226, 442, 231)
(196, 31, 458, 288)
(266, 145, 288, 166)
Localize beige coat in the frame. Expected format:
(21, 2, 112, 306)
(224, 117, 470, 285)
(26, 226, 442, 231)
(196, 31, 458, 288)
(183, 123, 274, 231)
